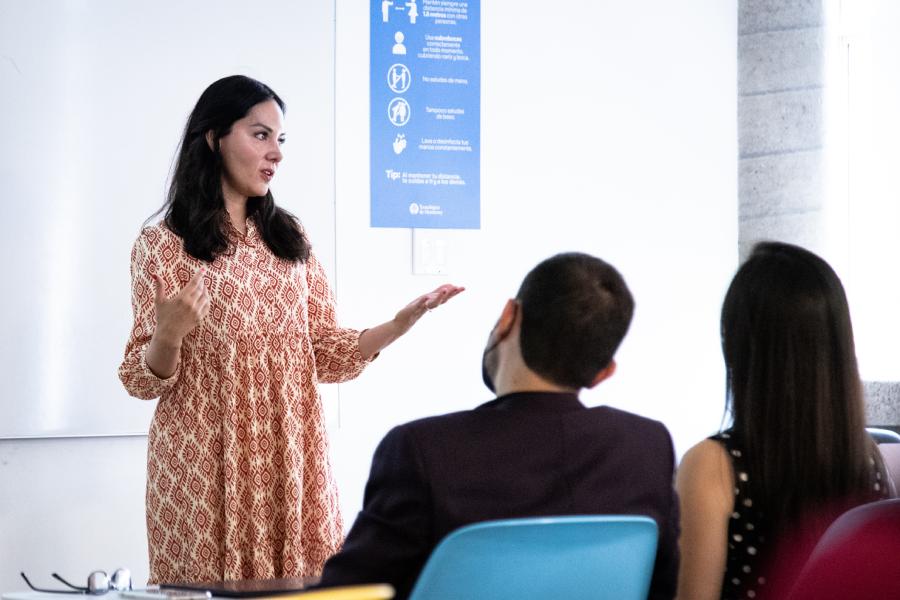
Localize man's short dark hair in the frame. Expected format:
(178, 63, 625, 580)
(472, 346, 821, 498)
(515, 252, 634, 389)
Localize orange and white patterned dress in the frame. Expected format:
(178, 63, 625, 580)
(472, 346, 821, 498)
(119, 222, 369, 584)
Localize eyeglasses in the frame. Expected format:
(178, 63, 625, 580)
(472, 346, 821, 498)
(21, 569, 132, 595)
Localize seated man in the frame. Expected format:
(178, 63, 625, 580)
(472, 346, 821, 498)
(318, 252, 679, 599)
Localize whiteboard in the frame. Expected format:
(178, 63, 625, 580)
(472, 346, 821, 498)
(0, 0, 336, 438)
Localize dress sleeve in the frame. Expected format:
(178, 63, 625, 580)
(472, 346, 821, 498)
(118, 229, 180, 399)
(305, 253, 372, 384)
(317, 424, 433, 598)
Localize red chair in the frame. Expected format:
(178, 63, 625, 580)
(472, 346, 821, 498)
(786, 499, 900, 599)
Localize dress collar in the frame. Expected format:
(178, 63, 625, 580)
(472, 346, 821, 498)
(245, 218, 259, 241)
(226, 216, 258, 245)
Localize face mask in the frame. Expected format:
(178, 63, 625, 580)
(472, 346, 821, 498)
(481, 302, 517, 393)
(481, 335, 501, 393)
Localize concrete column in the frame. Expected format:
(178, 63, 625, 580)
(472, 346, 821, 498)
(738, 0, 826, 261)
(864, 382, 900, 432)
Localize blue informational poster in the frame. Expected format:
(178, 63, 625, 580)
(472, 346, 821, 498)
(370, 0, 480, 229)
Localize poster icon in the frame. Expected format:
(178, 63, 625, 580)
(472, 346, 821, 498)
(392, 31, 407, 55)
(387, 64, 411, 93)
(393, 133, 407, 154)
(388, 97, 411, 126)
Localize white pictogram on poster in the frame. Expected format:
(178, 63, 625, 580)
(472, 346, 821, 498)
(393, 133, 407, 154)
(392, 31, 407, 55)
(388, 97, 411, 126)
(387, 64, 411, 93)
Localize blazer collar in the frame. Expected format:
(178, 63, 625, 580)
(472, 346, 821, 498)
(477, 391, 585, 413)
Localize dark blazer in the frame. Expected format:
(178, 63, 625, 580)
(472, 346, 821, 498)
(319, 392, 680, 599)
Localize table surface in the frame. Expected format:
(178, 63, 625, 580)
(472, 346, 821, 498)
(4, 593, 112, 600)
(4, 576, 322, 600)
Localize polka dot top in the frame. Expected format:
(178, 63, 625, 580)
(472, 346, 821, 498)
(709, 431, 768, 600)
(709, 430, 889, 600)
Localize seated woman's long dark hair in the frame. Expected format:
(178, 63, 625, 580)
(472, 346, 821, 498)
(722, 241, 888, 535)
(154, 75, 310, 263)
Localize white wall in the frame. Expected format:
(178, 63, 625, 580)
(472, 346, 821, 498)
(1, 0, 738, 593)
(841, 0, 900, 383)
(0, 437, 150, 592)
(329, 0, 738, 523)
(0, 0, 336, 439)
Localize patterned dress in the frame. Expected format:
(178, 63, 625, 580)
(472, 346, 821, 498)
(119, 222, 370, 584)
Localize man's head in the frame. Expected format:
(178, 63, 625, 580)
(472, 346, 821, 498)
(482, 252, 634, 393)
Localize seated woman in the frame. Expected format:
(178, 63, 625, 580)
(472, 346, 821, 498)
(675, 242, 892, 600)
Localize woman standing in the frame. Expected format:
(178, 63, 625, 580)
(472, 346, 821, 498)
(675, 242, 891, 600)
(119, 75, 461, 584)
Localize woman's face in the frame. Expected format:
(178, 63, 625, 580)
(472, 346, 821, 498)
(217, 99, 285, 203)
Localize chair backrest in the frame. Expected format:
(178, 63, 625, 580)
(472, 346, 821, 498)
(786, 499, 900, 600)
(879, 443, 900, 495)
(407, 515, 658, 600)
(867, 426, 900, 444)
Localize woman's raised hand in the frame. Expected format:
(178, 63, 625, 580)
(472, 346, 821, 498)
(358, 283, 464, 360)
(152, 268, 211, 343)
(393, 283, 465, 334)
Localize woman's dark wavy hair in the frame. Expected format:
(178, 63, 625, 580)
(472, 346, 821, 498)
(722, 241, 887, 534)
(153, 75, 310, 263)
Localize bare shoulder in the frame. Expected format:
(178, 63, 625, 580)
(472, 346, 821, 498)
(677, 439, 734, 510)
(681, 439, 730, 471)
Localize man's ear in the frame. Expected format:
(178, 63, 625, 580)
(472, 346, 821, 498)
(205, 130, 216, 152)
(587, 360, 617, 389)
(495, 299, 519, 339)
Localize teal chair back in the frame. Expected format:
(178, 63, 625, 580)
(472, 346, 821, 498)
(407, 515, 658, 600)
